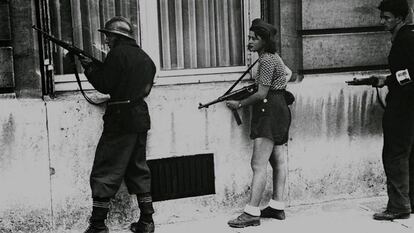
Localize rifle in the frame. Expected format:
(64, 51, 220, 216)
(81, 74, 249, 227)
(32, 26, 102, 65)
(32, 25, 106, 105)
(198, 60, 258, 125)
(198, 83, 258, 125)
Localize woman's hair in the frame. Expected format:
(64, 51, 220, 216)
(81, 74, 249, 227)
(250, 27, 277, 54)
(378, 0, 409, 20)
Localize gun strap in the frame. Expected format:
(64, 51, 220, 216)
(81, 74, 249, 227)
(223, 59, 259, 96)
(70, 54, 107, 106)
(375, 87, 386, 109)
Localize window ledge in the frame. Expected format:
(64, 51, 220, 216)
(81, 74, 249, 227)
(154, 66, 252, 86)
(54, 65, 255, 91)
(0, 92, 16, 99)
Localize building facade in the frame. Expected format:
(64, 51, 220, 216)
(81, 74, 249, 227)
(1, 0, 413, 232)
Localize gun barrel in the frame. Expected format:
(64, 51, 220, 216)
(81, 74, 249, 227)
(32, 26, 69, 47)
(198, 97, 223, 109)
(198, 84, 257, 109)
(32, 25, 102, 64)
(346, 77, 378, 86)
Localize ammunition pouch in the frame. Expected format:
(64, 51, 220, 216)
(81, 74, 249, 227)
(284, 90, 295, 105)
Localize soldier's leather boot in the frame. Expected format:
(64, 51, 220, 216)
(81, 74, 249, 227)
(131, 193, 155, 233)
(84, 199, 110, 233)
(130, 220, 155, 233)
(373, 210, 410, 221)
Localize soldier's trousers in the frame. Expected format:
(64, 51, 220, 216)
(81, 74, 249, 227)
(90, 131, 151, 199)
(382, 99, 414, 213)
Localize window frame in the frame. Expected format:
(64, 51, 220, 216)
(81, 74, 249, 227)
(139, 0, 260, 86)
(52, 0, 260, 92)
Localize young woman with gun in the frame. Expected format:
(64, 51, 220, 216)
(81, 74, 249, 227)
(226, 18, 292, 228)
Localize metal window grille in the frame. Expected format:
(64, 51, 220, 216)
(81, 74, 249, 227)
(148, 153, 215, 202)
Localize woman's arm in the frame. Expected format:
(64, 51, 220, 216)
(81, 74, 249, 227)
(226, 84, 270, 109)
(285, 65, 292, 82)
(226, 54, 279, 109)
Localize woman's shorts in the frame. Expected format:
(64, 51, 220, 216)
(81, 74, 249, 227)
(250, 90, 291, 145)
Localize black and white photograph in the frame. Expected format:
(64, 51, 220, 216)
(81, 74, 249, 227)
(1, 0, 414, 232)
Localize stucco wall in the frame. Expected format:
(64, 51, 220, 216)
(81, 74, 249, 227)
(287, 73, 386, 205)
(0, 97, 52, 232)
(0, 72, 387, 232)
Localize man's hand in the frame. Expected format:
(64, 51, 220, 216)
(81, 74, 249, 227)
(77, 55, 94, 74)
(78, 55, 93, 69)
(371, 75, 387, 88)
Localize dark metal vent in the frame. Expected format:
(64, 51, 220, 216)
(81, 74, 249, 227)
(148, 153, 215, 202)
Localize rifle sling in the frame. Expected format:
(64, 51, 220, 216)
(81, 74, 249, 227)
(223, 59, 258, 96)
(71, 54, 107, 106)
(375, 87, 386, 109)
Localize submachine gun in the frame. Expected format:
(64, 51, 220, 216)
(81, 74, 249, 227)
(346, 76, 385, 109)
(198, 60, 258, 125)
(32, 25, 105, 105)
(345, 76, 378, 86)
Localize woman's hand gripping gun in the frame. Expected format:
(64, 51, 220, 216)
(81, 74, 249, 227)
(198, 84, 258, 125)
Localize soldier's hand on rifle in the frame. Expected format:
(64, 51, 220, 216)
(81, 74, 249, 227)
(78, 55, 93, 68)
(78, 55, 94, 74)
(226, 100, 241, 110)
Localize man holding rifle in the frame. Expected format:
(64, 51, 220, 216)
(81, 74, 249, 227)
(353, 0, 414, 221)
(79, 16, 156, 233)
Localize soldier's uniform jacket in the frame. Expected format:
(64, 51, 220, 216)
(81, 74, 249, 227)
(85, 39, 156, 133)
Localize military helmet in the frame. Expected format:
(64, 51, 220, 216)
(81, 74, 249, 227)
(98, 16, 134, 39)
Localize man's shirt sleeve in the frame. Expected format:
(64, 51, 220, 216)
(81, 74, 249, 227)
(84, 50, 123, 94)
(386, 30, 414, 87)
(402, 32, 414, 83)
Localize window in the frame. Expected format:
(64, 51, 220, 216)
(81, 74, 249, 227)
(44, 0, 256, 91)
(157, 0, 245, 70)
(49, 0, 141, 75)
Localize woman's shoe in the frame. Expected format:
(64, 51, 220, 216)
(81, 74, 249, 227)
(260, 206, 286, 220)
(227, 212, 260, 228)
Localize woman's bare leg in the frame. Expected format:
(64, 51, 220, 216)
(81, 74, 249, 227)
(269, 144, 287, 202)
(248, 137, 274, 207)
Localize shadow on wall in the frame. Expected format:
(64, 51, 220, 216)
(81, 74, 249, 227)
(285, 72, 386, 204)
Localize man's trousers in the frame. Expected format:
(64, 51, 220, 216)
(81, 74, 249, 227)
(382, 96, 414, 213)
(90, 131, 151, 198)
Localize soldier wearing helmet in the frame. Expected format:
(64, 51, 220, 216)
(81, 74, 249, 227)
(99, 16, 135, 40)
(80, 16, 156, 233)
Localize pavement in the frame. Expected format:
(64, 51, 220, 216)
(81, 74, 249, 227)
(66, 196, 414, 233)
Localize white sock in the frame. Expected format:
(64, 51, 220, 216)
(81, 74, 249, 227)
(244, 204, 260, 216)
(269, 199, 285, 210)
